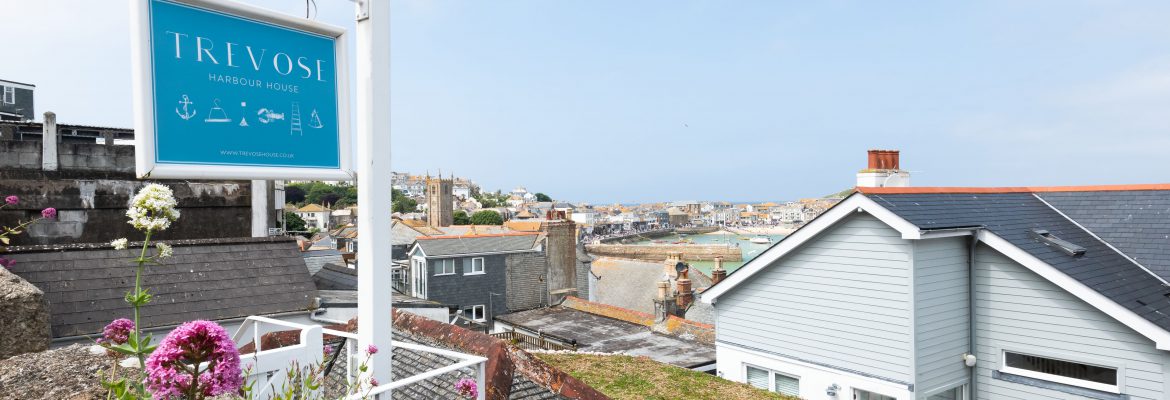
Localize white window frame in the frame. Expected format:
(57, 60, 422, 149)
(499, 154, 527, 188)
(435, 259, 456, 276)
(999, 349, 1120, 394)
(743, 363, 799, 396)
(853, 388, 898, 400)
(468, 257, 485, 275)
(470, 305, 485, 322)
(2, 86, 13, 104)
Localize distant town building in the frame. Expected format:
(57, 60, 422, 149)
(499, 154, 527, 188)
(0, 79, 34, 121)
(295, 203, 331, 231)
(426, 175, 454, 227)
(856, 149, 910, 188)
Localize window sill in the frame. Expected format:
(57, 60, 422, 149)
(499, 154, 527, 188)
(465, 272, 486, 276)
(992, 371, 1127, 400)
(434, 273, 455, 276)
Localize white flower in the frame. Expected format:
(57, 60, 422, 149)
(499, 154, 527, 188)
(155, 242, 173, 259)
(126, 184, 180, 232)
(110, 238, 129, 250)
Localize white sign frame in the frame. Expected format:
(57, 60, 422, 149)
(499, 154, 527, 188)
(129, 0, 353, 180)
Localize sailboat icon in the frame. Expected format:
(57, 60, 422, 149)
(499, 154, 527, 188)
(204, 99, 232, 123)
(308, 109, 324, 129)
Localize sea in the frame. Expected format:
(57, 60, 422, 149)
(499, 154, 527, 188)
(627, 232, 787, 276)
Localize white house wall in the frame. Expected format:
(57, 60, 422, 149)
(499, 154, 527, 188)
(913, 237, 971, 397)
(715, 212, 915, 384)
(717, 342, 913, 400)
(974, 244, 1167, 400)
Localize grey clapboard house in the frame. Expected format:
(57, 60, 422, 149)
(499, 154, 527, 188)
(407, 232, 546, 326)
(701, 184, 1170, 400)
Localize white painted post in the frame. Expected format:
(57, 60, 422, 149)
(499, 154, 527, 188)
(355, 0, 393, 396)
(42, 111, 57, 171)
(251, 180, 269, 237)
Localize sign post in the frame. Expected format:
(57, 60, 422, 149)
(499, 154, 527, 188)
(130, 0, 352, 180)
(131, 0, 392, 395)
(354, 0, 394, 393)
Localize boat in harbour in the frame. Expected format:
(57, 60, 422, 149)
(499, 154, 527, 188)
(749, 236, 771, 244)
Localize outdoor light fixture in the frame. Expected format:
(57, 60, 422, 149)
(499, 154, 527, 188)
(963, 353, 978, 367)
(826, 383, 840, 397)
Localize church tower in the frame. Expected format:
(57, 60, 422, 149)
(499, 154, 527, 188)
(426, 174, 454, 227)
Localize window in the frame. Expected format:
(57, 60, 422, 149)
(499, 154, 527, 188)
(435, 259, 455, 275)
(470, 257, 485, 274)
(744, 365, 799, 396)
(1002, 351, 1118, 392)
(2, 86, 13, 104)
(926, 386, 965, 400)
(470, 305, 485, 322)
(854, 389, 896, 400)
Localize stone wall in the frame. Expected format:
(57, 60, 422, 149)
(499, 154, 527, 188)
(0, 172, 251, 245)
(544, 220, 577, 301)
(0, 138, 253, 244)
(584, 244, 742, 262)
(0, 267, 51, 360)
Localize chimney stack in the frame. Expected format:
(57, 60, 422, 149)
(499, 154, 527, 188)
(711, 256, 727, 284)
(675, 267, 693, 309)
(657, 281, 669, 301)
(858, 149, 910, 188)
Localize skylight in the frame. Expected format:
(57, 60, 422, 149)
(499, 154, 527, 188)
(1030, 229, 1086, 257)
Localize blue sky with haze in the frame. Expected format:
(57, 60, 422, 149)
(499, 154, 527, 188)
(6, 1, 1170, 203)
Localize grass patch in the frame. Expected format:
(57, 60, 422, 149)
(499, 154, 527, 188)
(536, 353, 798, 400)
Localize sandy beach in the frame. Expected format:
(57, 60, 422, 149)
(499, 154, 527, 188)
(724, 226, 796, 235)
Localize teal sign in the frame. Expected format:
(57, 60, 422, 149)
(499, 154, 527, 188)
(148, 0, 341, 169)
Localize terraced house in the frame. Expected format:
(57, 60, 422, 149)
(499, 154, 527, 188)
(702, 184, 1170, 400)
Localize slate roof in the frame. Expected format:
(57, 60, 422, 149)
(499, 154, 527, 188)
(863, 188, 1170, 332)
(495, 306, 716, 368)
(414, 233, 541, 257)
(303, 249, 346, 276)
(5, 237, 317, 338)
(1037, 190, 1170, 276)
(313, 263, 357, 291)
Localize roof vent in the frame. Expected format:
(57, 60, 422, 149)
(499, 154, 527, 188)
(1029, 229, 1086, 258)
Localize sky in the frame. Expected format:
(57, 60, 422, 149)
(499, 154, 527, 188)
(6, 1, 1170, 204)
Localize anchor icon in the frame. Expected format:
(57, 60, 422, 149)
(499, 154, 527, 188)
(175, 95, 196, 120)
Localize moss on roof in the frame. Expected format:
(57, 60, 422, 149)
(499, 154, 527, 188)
(536, 353, 797, 400)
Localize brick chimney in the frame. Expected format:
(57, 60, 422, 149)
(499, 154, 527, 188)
(866, 149, 901, 170)
(711, 256, 727, 284)
(858, 149, 910, 188)
(675, 268, 693, 309)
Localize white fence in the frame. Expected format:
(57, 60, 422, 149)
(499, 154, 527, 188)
(233, 316, 487, 400)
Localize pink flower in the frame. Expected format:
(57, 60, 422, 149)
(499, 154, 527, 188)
(0, 258, 14, 270)
(367, 344, 378, 355)
(102, 318, 135, 345)
(323, 344, 335, 355)
(456, 377, 478, 398)
(145, 320, 242, 399)
(369, 377, 379, 387)
(41, 208, 57, 220)
(4, 196, 17, 205)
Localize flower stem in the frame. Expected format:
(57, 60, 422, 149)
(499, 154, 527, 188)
(132, 230, 153, 397)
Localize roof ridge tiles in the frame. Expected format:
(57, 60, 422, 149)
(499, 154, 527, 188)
(857, 183, 1170, 195)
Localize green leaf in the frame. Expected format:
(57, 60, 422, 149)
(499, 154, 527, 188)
(0, 237, 8, 245)
(108, 343, 137, 355)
